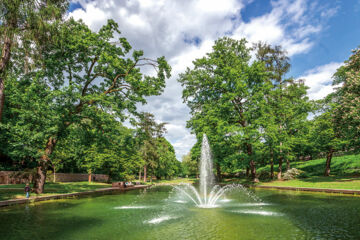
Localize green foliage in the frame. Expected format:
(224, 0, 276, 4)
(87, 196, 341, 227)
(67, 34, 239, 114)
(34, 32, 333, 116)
(181, 153, 198, 177)
(0, 17, 172, 191)
(258, 153, 360, 177)
(333, 47, 360, 149)
(179, 37, 272, 178)
(0, 75, 59, 162)
(135, 112, 180, 180)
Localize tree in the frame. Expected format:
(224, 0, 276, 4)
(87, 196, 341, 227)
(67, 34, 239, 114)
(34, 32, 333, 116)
(136, 112, 167, 182)
(52, 117, 141, 182)
(254, 43, 310, 179)
(179, 37, 271, 181)
(154, 137, 180, 180)
(0, 0, 69, 121)
(309, 106, 344, 176)
(2, 18, 170, 193)
(181, 153, 198, 177)
(333, 47, 360, 150)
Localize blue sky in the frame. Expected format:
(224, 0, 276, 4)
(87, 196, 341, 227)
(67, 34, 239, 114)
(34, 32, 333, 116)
(68, 0, 360, 160)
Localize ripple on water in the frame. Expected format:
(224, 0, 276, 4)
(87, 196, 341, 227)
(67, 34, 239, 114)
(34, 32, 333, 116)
(231, 209, 283, 216)
(236, 202, 272, 207)
(145, 215, 177, 224)
(114, 206, 148, 209)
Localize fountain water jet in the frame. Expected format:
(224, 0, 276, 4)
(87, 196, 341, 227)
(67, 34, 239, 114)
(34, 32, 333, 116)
(175, 134, 241, 208)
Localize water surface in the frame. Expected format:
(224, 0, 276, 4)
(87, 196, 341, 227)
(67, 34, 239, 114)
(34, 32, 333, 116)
(0, 186, 359, 240)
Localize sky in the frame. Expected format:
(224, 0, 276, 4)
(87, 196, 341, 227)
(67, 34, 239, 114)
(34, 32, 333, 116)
(67, 0, 360, 160)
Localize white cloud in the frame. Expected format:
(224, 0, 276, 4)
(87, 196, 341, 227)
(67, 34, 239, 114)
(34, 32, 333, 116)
(68, 0, 337, 159)
(232, 0, 334, 56)
(299, 62, 343, 100)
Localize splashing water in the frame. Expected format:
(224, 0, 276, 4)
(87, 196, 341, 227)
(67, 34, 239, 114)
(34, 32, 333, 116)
(175, 134, 259, 208)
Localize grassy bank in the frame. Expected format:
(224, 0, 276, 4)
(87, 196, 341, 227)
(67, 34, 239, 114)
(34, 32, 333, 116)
(0, 182, 111, 201)
(258, 153, 360, 177)
(148, 178, 197, 185)
(256, 176, 360, 190)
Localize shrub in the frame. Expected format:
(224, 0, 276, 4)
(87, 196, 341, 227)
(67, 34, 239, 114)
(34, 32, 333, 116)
(257, 170, 271, 180)
(283, 168, 304, 180)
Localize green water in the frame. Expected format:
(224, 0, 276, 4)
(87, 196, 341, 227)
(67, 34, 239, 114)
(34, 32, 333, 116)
(0, 186, 360, 240)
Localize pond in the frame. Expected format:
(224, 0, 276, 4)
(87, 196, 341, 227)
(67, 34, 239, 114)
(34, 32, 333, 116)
(0, 186, 359, 240)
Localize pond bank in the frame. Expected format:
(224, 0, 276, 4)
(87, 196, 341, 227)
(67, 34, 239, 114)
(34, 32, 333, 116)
(252, 185, 360, 195)
(0, 185, 148, 208)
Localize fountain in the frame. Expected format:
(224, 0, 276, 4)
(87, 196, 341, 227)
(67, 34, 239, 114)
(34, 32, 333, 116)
(175, 134, 241, 208)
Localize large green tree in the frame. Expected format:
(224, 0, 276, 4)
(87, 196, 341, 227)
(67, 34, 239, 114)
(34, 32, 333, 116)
(2, 18, 170, 193)
(254, 43, 310, 179)
(179, 37, 271, 181)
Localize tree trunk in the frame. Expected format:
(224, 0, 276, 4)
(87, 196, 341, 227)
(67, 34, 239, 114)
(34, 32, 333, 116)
(33, 137, 57, 193)
(246, 167, 249, 178)
(0, 78, 5, 121)
(277, 156, 283, 180)
(270, 150, 274, 179)
(278, 141, 283, 180)
(34, 162, 47, 194)
(53, 166, 56, 183)
(286, 158, 290, 171)
(246, 143, 258, 181)
(250, 160, 258, 182)
(324, 148, 334, 176)
(143, 165, 147, 182)
(216, 162, 222, 182)
(138, 168, 142, 181)
(88, 171, 92, 183)
(0, 31, 13, 122)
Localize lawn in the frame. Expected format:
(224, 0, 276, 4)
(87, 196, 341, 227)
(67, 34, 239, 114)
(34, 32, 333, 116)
(0, 182, 111, 201)
(257, 153, 360, 176)
(256, 176, 360, 190)
(150, 177, 197, 185)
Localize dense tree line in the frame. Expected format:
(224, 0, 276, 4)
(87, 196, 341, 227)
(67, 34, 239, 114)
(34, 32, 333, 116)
(179, 37, 360, 181)
(0, 1, 180, 193)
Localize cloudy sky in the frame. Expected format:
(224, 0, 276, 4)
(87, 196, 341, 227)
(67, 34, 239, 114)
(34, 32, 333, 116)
(68, 0, 360, 160)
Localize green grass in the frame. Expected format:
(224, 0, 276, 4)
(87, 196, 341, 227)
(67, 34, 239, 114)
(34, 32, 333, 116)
(254, 153, 360, 191)
(256, 176, 360, 190)
(150, 177, 197, 185)
(258, 153, 360, 177)
(0, 182, 111, 201)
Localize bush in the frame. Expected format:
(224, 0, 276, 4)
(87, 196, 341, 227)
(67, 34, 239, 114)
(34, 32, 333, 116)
(257, 170, 271, 180)
(283, 168, 303, 180)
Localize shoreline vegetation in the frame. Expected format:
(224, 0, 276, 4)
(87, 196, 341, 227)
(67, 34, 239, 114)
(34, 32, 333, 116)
(1, 153, 359, 202)
(2, 176, 360, 203)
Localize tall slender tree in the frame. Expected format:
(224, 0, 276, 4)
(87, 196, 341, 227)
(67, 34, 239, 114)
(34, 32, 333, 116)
(0, 0, 68, 121)
(135, 112, 167, 182)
